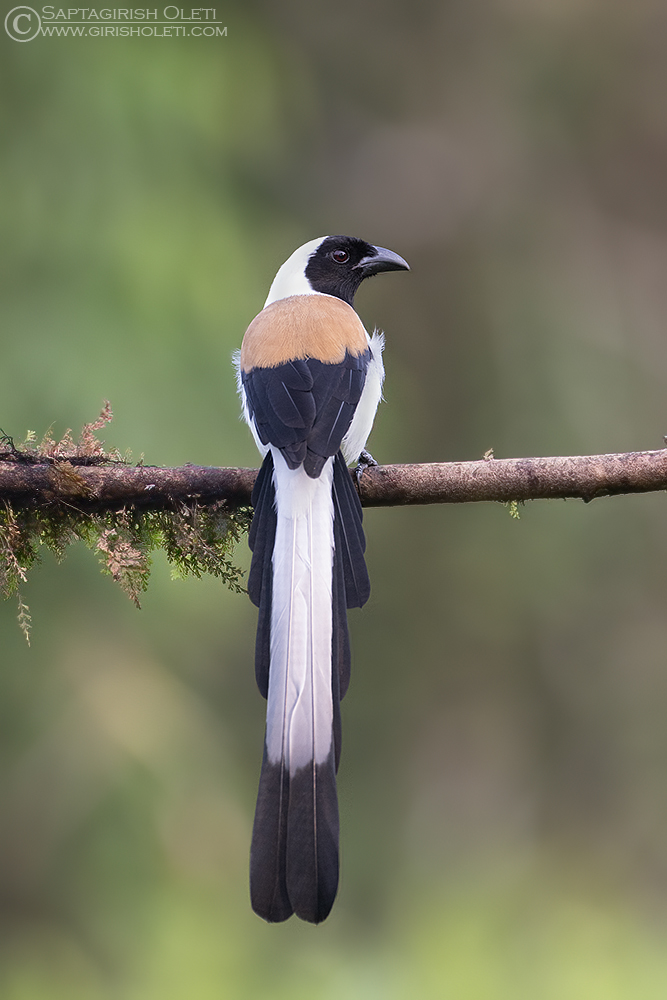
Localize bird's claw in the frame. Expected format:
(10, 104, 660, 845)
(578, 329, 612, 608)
(353, 449, 378, 485)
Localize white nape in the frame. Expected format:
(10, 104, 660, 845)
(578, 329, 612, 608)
(264, 237, 327, 306)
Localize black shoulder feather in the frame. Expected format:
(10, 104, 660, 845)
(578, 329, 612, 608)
(242, 350, 369, 478)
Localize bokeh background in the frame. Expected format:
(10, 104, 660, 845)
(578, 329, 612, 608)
(3, 1, 667, 996)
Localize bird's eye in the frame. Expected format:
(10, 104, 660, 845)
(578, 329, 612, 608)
(331, 249, 349, 263)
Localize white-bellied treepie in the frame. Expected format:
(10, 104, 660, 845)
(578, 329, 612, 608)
(236, 235, 409, 923)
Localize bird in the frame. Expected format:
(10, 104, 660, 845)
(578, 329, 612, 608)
(235, 235, 409, 923)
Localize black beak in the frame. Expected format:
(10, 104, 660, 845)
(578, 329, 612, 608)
(354, 245, 410, 278)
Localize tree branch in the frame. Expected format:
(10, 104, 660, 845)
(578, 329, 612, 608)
(1, 448, 667, 512)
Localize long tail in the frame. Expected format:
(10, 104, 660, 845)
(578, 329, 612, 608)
(248, 449, 369, 923)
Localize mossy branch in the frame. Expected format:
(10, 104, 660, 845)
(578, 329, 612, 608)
(3, 447, 667, 511)
(0, 407, 252, 642)
(2, 404, 667, 641)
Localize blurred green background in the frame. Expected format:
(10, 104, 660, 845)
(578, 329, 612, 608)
(3, 1, 667, 996)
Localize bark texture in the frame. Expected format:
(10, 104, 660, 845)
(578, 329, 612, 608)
(1, 449, 666, 511)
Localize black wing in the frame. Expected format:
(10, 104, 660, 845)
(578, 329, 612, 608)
(242, 350, 369, 478)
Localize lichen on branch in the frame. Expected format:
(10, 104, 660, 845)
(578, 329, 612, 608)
(0, 406, 252, 641)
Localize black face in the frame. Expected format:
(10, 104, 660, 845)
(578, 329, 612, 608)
(304, 235, 409, 305)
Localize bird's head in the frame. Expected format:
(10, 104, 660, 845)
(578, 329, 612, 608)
(264, 235, 409, 307)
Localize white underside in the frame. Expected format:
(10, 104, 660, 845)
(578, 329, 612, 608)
(233, 349, 270, 458)
(342, 330, 384, 463)
(265, 449, 335, 772)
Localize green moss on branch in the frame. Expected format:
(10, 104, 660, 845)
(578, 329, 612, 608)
(0, 406, 252, 641)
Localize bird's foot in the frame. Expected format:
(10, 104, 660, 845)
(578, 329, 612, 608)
(354, 449, 378, 485)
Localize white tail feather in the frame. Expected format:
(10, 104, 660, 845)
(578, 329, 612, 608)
(266, 448, 335, 773)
